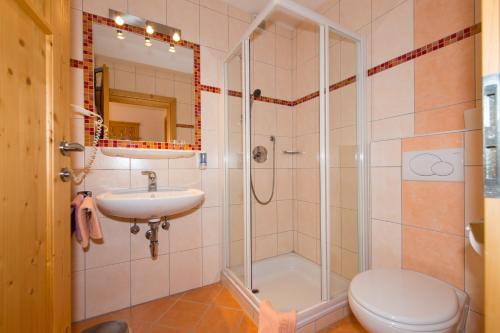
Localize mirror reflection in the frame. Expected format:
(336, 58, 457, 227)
(93, 24, 195, 144)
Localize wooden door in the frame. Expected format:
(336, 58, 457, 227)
(483, 0, 500, 332)
(0, 0, 71, 332)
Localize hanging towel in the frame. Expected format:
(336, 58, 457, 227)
(76, 196, 103, 248)
(258, 300, 296, 333)
(71, 194, 85, 242)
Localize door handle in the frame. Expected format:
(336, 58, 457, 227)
(59, 140, 84, 156)
(59, 168, 72, 182)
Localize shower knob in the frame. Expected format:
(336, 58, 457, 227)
(253, 146, 268, 163)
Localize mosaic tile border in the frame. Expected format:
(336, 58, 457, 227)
(70, 59, 84, 69)
(368, 23, 481, 76)
(200, 84, 221, 94)
(82, 12, 201, 151)
(202, 23, 481, 107)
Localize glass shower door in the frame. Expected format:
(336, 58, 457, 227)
(225, 47, 245, 282)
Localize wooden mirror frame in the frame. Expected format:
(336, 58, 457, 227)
(82, 12, 201, 151)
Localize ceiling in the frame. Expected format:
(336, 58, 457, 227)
(225, 0, 328, 16)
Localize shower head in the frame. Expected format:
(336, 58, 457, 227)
(252, 89, 261, 98)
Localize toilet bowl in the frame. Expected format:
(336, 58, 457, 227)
(348, 269, 469, 333)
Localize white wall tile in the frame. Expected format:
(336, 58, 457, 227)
(200, 7, 228, 51)
(371, 139, 401, 167)
(372, 114, 414, 141)
(372, 62, 414, 121)
(71, 9, 83, 61)
(170, 249, 202, 293)
(85, 262, 130, 318)
(371, 219, 402, 269)
(72, 271, 85, 322)
(372, 0, 413, 65)
(85, 217, 131, 269)
(70, 68, 84, 111)
(128, 0, 167, 24)
(84, 169, 130, 197)
(169, 208, 202, 252)
(83, 0, 127, 18)
(371, 167, 402, 223)
(131, 255, 170, 305)
(169, 169, 201, 189)
(202, 207, 220, 246)
(167, 0, 200, 43)
(202, 245, 221, 285)
(201, 91, 219, 131)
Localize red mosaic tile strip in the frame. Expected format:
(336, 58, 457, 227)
(368, 23, 481, 76)
(329, 76, 357, 92)
(82, 12, 201, 151)
(70, 59, 84, 68)
(291, 91, 320, 106)
(255, 95, 294, 106)
(228, 90, 242, 98)
(200, 84, 221, 94)
(176, 123, 195, 129)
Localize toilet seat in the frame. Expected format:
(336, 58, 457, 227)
(348, 269, 467, 332)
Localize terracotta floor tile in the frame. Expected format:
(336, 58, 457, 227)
(213, 288, 241, 309)
(319, 315, 367, 333)
(157, 300, 209, 330)
(181, 283, 223, 304)
(147, 323, 191, 333)
(129, 295, 180, 323)
(194, 305, 244, 333)
(72, 314, 120, 332)
(238, 315, 258, 333)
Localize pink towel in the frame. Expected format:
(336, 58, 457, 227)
(71, 194, 85, 242)
(76, 196, 103, 248)
(258, 300, 296, 333)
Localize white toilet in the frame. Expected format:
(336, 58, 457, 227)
(348, 269, 469, 333)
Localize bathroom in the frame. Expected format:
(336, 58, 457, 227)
(0, 0, 491, 332)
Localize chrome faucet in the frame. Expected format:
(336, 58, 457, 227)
(141, 171, 157, 192)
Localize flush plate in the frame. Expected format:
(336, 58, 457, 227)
(403, 148, 464, 182)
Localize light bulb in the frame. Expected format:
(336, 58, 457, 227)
(146, 24, 154, 35)
(116, 29, 125, 40)
(169, 44, 176, 53)
(172, 31, 181, 42)
(114, 15, 124, 26)
(145, 37, 152, 47)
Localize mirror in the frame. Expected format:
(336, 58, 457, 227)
(92, 23, 196, 145)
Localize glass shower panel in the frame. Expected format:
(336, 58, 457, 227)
(328, 29, 359, 298)
(248, 7, 322, 311)
(226, 49, 245, 282)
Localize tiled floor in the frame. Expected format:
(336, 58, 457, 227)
(73, 283, 366, 333)
(72, 283, 258, 333)
(318, 315, 368, 333)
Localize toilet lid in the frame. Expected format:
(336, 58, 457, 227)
(349, 269, 459, 325)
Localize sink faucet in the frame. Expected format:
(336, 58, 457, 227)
(141, 171, 157, 192)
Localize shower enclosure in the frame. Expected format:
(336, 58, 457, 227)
(223, 0, 367, 327)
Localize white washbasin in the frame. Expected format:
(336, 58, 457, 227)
(96, 187, 205, 220)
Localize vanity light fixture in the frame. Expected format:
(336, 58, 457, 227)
(172, 31, 181, 42)
(109, 9, 182, 45)
(146, 24, 155, 35)
(169, 44, 176, 53)
(116, 29, 125, 39)
(145, 36, 152, 47)
(114, 15, 124, 26)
